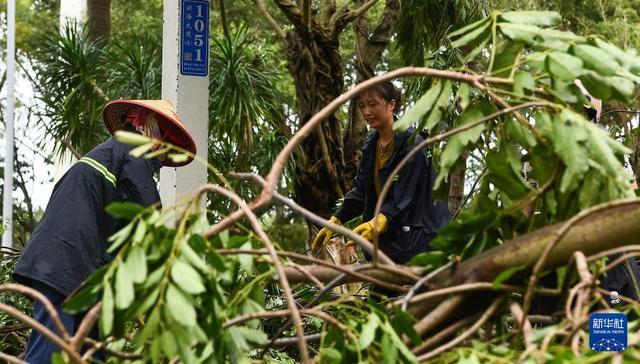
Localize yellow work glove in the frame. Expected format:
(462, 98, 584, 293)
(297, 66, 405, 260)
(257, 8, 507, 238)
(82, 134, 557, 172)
(349, 214, 389, 245)
(311, 216, 341, 250)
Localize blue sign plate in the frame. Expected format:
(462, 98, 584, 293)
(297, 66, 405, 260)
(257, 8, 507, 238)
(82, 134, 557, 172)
(589, 312, 627, 352)
(180, 0, 209, 76)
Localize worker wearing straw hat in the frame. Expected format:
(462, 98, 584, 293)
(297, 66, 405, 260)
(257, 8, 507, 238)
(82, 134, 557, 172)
(14, 100, 196, 363)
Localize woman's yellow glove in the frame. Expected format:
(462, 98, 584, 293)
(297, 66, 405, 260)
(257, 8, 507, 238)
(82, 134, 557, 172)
(311, 216, 341, 249)
(351, 214, 388, 242)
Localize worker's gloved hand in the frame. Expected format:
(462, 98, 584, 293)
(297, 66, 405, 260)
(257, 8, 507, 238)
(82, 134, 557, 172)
(350, 214, 389, 243)
(311, 216, 341, 250)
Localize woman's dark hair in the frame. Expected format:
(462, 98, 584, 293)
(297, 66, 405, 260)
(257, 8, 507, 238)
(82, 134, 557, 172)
(360, 81, 403, 115)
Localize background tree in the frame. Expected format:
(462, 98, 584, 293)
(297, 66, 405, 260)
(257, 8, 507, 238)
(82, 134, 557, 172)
(3, 1, 640, 362)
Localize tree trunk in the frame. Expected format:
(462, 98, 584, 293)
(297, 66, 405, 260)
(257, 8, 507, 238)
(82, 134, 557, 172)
(284, 30, 348, 218)
(275, 0, 400, 217)
(87, 0, 111, 42)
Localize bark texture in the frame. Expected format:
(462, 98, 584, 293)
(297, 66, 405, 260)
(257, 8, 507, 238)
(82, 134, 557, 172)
(87, 0, 111, 42)
(274, 0, 400, 217)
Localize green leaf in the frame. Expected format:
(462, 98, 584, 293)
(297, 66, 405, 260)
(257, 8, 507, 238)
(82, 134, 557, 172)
(114, 130, 151, 145)
(486, 146, 531, 199)
(161, 331, 178, 358)
(553, 110, 590, 178)
(51, 353, 66, 364)
(434, 136, 464, 191)
(359, 313, 379, 349)
(572, 44, 620, 76)
(548, 80, 580, 103)
(64, 284, 100, 313)
(579, 170, 602, 208)
(491, 42, 522, 78)
(426, 80, 452, 130)
(407, 251, 447, 268)
(450, 19, 491, 49)
(100, 282, 114, 336)
(132, 288, 160, 317)
(168, 153, 189, 163)
(384, 320, 417, 363)
(238, 241, 254, 275)
(219, 229, 230, 247)
(381, 333, 398, 364)
(132, 221, 147, 244)
(144, 146, 171, 159)
(539, 28, 584, 43)
(500, 11, 561, 26)
(607, 76, 636, 103)
(456, 106, 485, 146)
(319, 348, 342, 363)
(493, 265, 525, 288)
(491, 345, 511, 356)
(506, 120, 537, 148)
(546, 52, 583, 81)
(208, 249, 227, 272)
(395, 82, 442, 132)
(593, 38, 640, 73)
(171, 259, 206, 295)
(115, 263, 135, 309)
(578, 71, 613, 100)
(143, 267, 165, 289)
(458, 352, 481, 364)
(526, 51, 548, 70)
(235, 326, 268, 345)
(181, 239, 210, 273)
(105, 202, 145, 220)
(390, 306, 421, 346)
(449, 17, 491, 38)
(166, 284, 197, 326)
(513, 70, 535, 98)
(135, 309, 160, 347)
(498, 23, 541, 44)
(129, 142, 156, 157)
(457, 83, 471, 111)
(545, 190, 558, 215)
(126, 245, 147, 284)
(227, 326, 249, 352)
(529, 146, 554, 184)
(464, 36, 491, 62)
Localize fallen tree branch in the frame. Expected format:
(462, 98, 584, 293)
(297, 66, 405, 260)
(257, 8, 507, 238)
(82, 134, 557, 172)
(0, 323, 29, 334)
(417, 297, 502, 361)
(222, 308, 341, 329)
(411, 314, 479, 355)
(0, 303, 82, 363)
(272, 333, 322, 347)
(218, 249, 413, 291)
(414, 295, 466, 336)
(200, 184, 310, 363)
(409, 198, 640, 319)
(0, 352, 24, 364)
(228, 172, 397, 265)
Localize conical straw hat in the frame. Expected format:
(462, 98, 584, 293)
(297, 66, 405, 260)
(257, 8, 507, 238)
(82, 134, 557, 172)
(102, 100, 197, 167)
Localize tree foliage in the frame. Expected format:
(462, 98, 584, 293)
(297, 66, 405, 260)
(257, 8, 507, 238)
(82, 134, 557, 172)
(3, 2, 640, 363)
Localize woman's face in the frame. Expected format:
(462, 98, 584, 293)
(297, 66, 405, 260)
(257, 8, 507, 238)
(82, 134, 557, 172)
(358, 91, 395, 130)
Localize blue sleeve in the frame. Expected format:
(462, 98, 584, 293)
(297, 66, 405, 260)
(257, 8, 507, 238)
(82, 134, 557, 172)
(118, 157, 161, 207)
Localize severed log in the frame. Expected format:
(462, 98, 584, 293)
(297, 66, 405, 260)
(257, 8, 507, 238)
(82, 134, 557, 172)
(283, 199, 640, 323)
